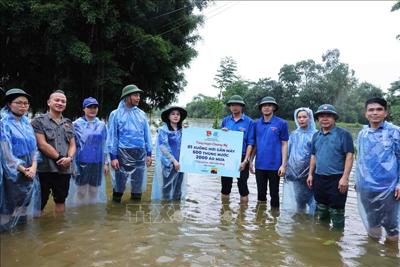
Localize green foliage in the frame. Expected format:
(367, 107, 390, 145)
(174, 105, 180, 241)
(186, 94, 220, 119)
(186, 49, 387, 124)
(387, 79, 400, 124)
(0, 0, 207, 118)
(211, 56, 239, 128)
(392, 0, 400, 40)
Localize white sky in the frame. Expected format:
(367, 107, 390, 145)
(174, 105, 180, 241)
(176, 1, 400, 106)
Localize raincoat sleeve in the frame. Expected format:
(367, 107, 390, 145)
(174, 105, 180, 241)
(107, 111, 118, 160)
(0, 123, 24, 181)
(103, 124, 109, 163)
(144, 115, 152, 156)
(158, 129, 175, 167)
(395, 128, 400, 189)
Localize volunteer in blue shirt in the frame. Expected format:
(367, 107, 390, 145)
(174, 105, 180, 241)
(356, 97, 400, 242)
(307, 104, 354, 229)
(250, 96, 289, 208)
(67, 97, 108, 206)
(107, 84, 152, 203)
(220, 95, 254, 203)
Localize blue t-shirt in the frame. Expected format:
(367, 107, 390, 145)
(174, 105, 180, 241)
(311, 126, 354, 175)
(74, 117, 107, 164)
(254, 116, 289, 170)
(221, 113, 255, 155)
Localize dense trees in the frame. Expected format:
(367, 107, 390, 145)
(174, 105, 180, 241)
(186, 49, 387, 124)
(0, 0, 207, 117)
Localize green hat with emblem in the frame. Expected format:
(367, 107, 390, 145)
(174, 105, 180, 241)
(226, 95, 245, 106)
(315, 104, 339, 119)
(120, 84, 144, 100)
(258, 96, 279, 111)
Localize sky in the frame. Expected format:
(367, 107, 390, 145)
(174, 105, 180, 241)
(176, 1, 400, 106)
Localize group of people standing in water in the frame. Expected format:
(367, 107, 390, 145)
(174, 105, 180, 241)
(0, 85, 399, 243)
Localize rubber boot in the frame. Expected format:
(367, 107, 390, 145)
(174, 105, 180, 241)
(112, 191, 123, 203)
(330, 208, 345, 229)
(315, 203, 330, 223)
(131, 193, 142, 201)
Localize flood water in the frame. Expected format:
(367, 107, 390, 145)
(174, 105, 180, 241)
(1, 119, 399, 267)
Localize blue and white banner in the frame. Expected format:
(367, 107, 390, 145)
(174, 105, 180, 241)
(180, 127, 243, 177)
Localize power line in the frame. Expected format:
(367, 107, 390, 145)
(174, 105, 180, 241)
(157, 2, 240, 38)
(122, 2, 241, 50)
(156, 2, 234, 36)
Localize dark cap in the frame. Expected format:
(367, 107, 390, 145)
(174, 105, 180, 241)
(83, 97, 99, 108)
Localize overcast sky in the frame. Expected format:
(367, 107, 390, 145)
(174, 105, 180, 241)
(176, 1, 400, 106)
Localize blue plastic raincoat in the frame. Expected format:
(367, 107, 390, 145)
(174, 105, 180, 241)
(66, 117, 108, 206)
(0, 109, 41, 232)
(282, 107, 317, 214)
(151, 124, 187, 201)
(356, 121, 400, 239)
(107, 100, 152, 194)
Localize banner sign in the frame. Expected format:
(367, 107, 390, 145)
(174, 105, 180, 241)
(180, 127, 243, 177)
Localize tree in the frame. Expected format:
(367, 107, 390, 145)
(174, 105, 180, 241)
(211, 56, 239, 128)
(0, 0, 207, 118)
(392, 0, 400, 40)
(387, 79, 400, 124)
(185, 94, 220, 119)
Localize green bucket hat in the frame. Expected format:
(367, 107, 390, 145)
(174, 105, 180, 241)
(258, 96, 279, 111)
(120, 84, 144, 100)
(315, 104, 339, 119)
(226, 95, 245, 106)
(4, 88, 31, 104)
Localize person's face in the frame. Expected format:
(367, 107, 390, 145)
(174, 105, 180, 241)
(48, 92, 67, 113)
(128, 93, 141, 106)
(9, 96, 29, 116)
(365, 103, 387, 125)
(169, 110, 181, 124)
(229, 104, 243, 115)
(318, 113, 336, 129)
(84, 105, 98, 119)
(297, 111, 309, 129)
(261, 104, 275, 116)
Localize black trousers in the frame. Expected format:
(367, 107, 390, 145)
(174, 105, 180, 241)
(255, 169, 280, 207)
(221, 155, 250, 197)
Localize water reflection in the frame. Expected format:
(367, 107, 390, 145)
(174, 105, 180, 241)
(1, 172, 399, 266)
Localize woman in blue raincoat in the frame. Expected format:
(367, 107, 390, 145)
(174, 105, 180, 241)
(151, 106, 187, 201)
(356, 97, 400, 242)
(67, 97, 108, 206)
(282, 107, 317, 214)
(107, 85, 152, 202)
(0, 89, 40, 232)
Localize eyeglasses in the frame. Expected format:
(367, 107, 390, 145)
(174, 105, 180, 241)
(12, 101, 30, 106)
